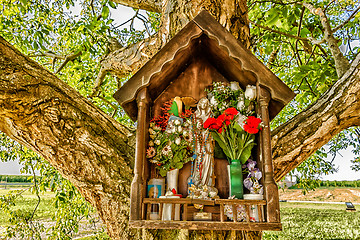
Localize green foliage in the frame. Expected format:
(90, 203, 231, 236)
(290, 149, 337, 193)
(250, 0, 360, 187)
(319, 180, 360, 188)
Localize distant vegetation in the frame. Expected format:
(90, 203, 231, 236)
(0, 175, 32, 183)
(289, 179, 360, 189)
(319, 180, 360, 188)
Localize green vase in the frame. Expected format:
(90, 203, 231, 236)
(229, 159, 243, 199)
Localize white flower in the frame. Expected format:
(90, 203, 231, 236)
(209, 96, 217, 106)
(154, 139, 161, 145)
(174, 119, 181, 125)
(201, 191, 208, 198)
(254, 170, 262, 180)
(154, 126, 162, 131)
(237, 99, 245, 111)
(183, 130, 189, 137)
(162, 145, 172, 156)
(245, 85, 256, 100)
(171, 127, 176, 133)
(230, 81, 240, 91)
(209, 191, 217, 198)
(177, 126, 183, 132)
(236, 114, 246, 129)
(175, 137, 181, 145)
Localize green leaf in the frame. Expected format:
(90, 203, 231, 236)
(101, 6, 110, 19)
(159, 168, 167, 177)
(211, 132, 231, 159)
(168, 101, 179, 116)
(108, 1, 116, 8)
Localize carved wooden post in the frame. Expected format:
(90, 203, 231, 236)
(259, 87, 281, 223)
(130, 88, 150, 221)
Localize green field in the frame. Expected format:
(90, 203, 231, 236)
(264, 202, 360, 240)
(0, 188, 107, 239)
(1, 187, 360, 239)
(0, 189, 55, 226)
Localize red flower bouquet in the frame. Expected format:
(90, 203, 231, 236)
(204, 108, 262, 164)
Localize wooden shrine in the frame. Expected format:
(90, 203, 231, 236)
(113, 11, 295, 231)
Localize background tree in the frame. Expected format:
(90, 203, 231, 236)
(0, 0, 359, 239)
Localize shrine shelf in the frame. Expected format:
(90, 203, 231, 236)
(139, 198, 280, 231)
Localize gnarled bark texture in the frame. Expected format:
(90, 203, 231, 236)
(1, 0, 360, 239)
(0, 37, 137, 239)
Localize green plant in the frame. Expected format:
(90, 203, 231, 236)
(146, 119, 193, 177)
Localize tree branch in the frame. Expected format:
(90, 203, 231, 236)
(55, 50, 82, 74)
(110, 0, 161, 13)
(332, 4, 360, 33)
(300, 2, 350, 77)
(0, 36, 137, 239)
(250, 20, 325, 45)
(272, 53, 360, 181)
(91, 33, 160, 96)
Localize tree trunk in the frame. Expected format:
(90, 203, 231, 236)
(1, 0, 360, 239)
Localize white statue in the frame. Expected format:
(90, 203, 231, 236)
(192, 97, 215, 187)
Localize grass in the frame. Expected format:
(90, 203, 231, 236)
(0, 188, 55, 226)
(264, 202, 360, 240)
(2, 186, 360, 239)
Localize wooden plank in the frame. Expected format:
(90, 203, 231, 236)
(146, 203, 151, 220)
(245, 205, 250, 222)
(143, 198, 215, 205)
(129, 220, 282, 231)
(219, 204, 224, 222)
(159, 203, 163, 221)
(186, 205, 221, 221)
(141, 203, 146, 220)
(258, 205, 263, 222)
(215, 199, 266, 205)
(183, 203, 188, 221)
(171, 204, 176, 220)
(232, 204, 237, 223)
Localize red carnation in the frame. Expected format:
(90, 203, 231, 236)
(224, 107, 238, 117)
(204, 117, 219, 130)
(244, 116, 262, 134)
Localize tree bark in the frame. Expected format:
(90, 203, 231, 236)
(0, 36, 138, 239)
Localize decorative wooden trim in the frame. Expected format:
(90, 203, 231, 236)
(259, 87, 281, 223)
(129, 220, 282, 231)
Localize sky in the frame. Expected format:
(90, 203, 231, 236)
(0, 4, 359, 181)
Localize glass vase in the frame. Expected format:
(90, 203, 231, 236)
(229, 159, 243, 199)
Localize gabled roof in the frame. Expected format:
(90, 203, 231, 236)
(114, 10, 295, 121)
